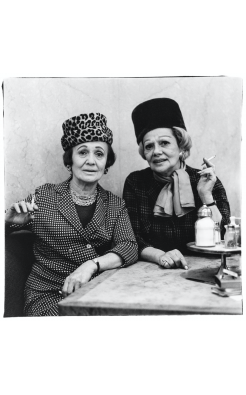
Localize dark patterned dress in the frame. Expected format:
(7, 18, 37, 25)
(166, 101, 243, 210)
(123, 165, 230, 256)
(9, 178, 138, 316)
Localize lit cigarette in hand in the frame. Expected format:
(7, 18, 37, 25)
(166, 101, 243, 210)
(31, 195, 35, 209)
(201, 155, 216, 166)
(29, 194, 35, 215)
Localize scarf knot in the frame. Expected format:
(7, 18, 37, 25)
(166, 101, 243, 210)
(153, 162, 195, 217)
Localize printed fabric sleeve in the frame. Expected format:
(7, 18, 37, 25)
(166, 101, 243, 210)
(123, 176, 154, 256)
(105, 200, 138, 266)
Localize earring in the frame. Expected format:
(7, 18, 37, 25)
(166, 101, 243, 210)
(104, 168, 108, 174)
(179, 152, 185, 161)
(66, 166, 72, 173)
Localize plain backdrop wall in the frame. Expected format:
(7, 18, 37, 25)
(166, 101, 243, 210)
(4, 77, 242, 216)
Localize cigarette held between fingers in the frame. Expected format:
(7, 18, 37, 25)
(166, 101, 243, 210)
(29, 195, 35, 215)
(31, 195, 35, 208)
(197, 168, 213, 174)
(201, 155, 216, 165)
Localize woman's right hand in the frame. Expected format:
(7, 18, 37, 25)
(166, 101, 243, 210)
(5, 200, 38, 226)
(158, 249, 188, 270)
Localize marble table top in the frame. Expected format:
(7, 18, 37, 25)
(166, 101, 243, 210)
(58, 253, 242, 316)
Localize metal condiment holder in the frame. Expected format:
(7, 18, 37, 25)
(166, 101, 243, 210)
(186, 242, 241, 279)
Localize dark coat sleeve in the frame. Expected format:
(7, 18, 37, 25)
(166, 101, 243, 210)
(123, 174, 153, 256)
(211, 176, 231, 236)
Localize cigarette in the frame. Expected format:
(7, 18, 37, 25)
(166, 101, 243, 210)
(29, 194, 35, 215)
(31, 195, 35, 209)
(201, 155, 216, 165)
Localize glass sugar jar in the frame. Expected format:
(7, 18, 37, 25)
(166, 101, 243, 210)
(224, 224, 237, 248)
(229, 216, 240, 246)
(195, 204, 215, 247)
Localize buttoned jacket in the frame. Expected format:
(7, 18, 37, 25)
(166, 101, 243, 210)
(11, 178, 138, 289)
(123, 165, 231, 255)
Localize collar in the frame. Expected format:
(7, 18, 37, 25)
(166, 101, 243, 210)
(54, 177, 108, 237)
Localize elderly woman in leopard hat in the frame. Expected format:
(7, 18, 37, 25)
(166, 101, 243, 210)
(5, 113, 138, 316)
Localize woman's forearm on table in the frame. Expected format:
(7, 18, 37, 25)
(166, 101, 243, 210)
(140, 247, 164, 265)
(97, 252, 124, 272)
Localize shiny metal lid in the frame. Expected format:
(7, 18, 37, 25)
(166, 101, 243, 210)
(197, 204, 212, 218)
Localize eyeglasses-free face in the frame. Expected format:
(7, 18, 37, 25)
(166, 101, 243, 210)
(143, 128, 181, 176)
(71, 141, 108, 186)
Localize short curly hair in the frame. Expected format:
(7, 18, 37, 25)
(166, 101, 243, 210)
(63, 143, 116, 169)
(138, 127, 192, 160)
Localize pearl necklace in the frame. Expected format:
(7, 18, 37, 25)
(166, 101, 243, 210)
(70, 186, 98, 206)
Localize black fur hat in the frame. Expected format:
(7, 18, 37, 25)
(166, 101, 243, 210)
(132, 98, 186, 144)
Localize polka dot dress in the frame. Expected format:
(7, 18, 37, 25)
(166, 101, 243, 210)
(10, 178, 138, 316)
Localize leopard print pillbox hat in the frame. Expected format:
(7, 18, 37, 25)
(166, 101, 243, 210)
(61, 113, 113, 151)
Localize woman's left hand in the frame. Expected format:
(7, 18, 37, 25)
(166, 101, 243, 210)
(197, 157, 217, 201)
(62, 260, 96, 297)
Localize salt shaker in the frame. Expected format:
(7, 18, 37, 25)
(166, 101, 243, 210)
(195, 204, 215, 247)
(214, 222, 221, 244)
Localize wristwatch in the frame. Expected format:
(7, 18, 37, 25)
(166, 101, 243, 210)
(92, 258, 100, 276)
(206, 201, 216, 207)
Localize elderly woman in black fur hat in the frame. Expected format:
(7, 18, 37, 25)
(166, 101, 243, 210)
(5, 113, 138, 316)
(123, 98, 230, 270)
